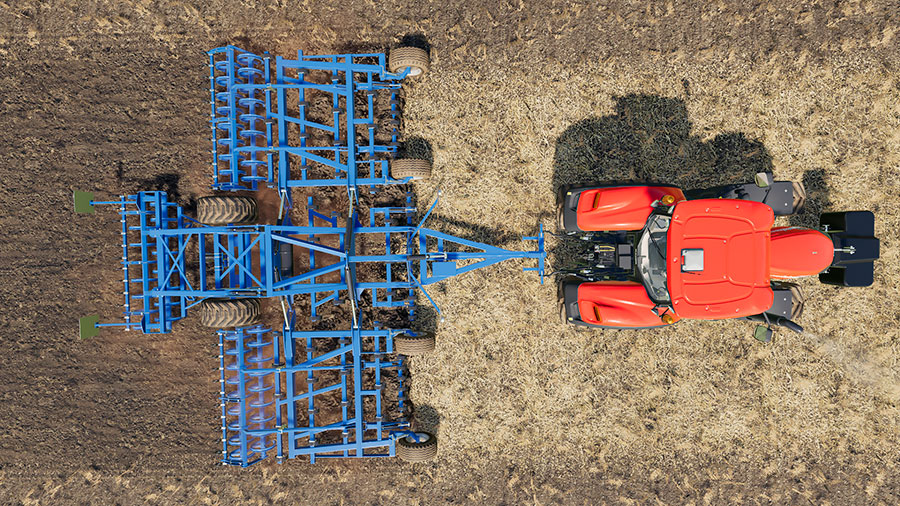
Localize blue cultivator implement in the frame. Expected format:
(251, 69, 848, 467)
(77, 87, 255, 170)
(218, 325, 417, 465)
(208, 45, 426, 202)
(76, 43, 545, 465)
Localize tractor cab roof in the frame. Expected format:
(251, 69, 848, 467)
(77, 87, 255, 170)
(667, 199, 775, 320)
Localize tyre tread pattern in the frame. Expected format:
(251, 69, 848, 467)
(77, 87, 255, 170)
(200, 298, 260, 328)
(197, 196, 258, 226)
(391, 159, 432, 180)
(388, 47, 430, 75)
(394, 334, 436, 355)
(396, 433, 438, 462)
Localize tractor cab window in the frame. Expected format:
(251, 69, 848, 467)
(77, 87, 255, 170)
(636, 214, 671, 303)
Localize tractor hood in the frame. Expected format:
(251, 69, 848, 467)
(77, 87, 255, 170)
(667, 199, 774, 319)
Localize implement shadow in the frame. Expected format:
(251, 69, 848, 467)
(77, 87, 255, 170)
(335, 33, 432, 55)
(551, 94, 775, 268)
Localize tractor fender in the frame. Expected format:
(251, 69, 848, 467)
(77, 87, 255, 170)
(562, 280, 680, 328)
(559, 184, 685, 232)
(769, 227, 834, 278)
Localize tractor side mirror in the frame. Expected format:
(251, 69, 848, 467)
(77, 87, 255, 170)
(753, 325, 773, 343)
(754, 172, 772, 188)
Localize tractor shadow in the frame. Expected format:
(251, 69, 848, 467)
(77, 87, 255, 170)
(552, 94, 772, 192)
(551, 94, 776, 269)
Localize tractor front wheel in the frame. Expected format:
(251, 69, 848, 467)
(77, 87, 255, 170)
(791, 182, 807, 215)
(557, 201, 566, 232)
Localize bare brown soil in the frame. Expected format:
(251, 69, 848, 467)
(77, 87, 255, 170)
(1, 1, 899, 504)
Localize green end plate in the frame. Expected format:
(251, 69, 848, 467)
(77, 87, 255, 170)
(753, 325, 773, 343)
(79, 315, 100, 340)
(73, 191, 95, 214)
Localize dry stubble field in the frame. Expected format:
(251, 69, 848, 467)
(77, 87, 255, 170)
(1, 1, 899, 504)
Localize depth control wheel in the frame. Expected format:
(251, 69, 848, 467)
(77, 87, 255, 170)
(396, 431, 437, 462)
(388, 47, 430, 76)
(394, 333, 436, 355)
(391, 158, 432, 180)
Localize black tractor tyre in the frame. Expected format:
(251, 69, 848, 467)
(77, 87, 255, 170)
(197, 196, 258, 226)
(394, 333, 436, 355)
(396, 432, 438, 462)
(786, 283, 805, 321)
(791, 182, 807, 215)
(557, 201, 566, 232)
(200, 298, 260, 328)
(770, 281, 805, 321)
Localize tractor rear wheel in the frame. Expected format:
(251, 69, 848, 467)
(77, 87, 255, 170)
(388, 47, 430, 76)
(396, 431, 437, 462)
(200, 298, 260, 328)
(772, 281, 805, 320)
(394, 333, 436, 355)
(557, 201, 566, 232)
(791, 182, 807, 215)
(197, 196, 258, 226)
(391, 159, 432, 180)
(559, 297, 570, 326)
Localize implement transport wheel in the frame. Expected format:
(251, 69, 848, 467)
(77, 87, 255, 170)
(200, 298, 260, 328)
(197, 195, 258, 226)
(394, 333, 436, 355)
(397, 432, 438, 462)
(388, 47, 430, 76)
(391, 158, 432, 180)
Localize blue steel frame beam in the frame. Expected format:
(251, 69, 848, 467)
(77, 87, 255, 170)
(90, 192, 544, 334)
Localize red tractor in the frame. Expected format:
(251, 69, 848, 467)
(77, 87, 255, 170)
(556, 173, 879, 341)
